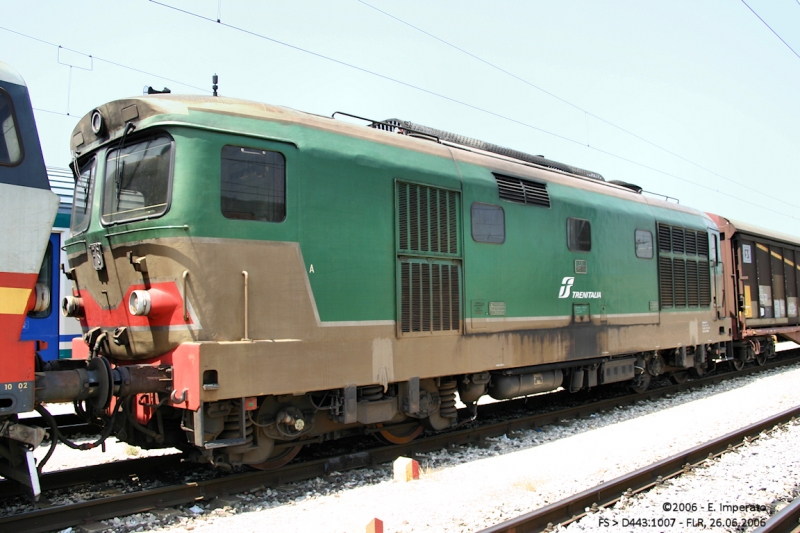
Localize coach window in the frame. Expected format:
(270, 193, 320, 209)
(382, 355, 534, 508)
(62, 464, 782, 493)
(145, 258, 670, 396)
(221, 146, 286, 222)
(0, 90, 22, 165)
(102, 134, 173, 224)
(567, 218, 591, 252)
(70, 157, 96, 234)
(471, 203, 505, 244)
(635, 229, 653, 259)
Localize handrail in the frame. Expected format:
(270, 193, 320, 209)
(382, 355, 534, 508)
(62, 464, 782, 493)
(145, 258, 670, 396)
(104, 225, 189, 238)
(182, 270, 190, 322)
(242, 271, 250, 341)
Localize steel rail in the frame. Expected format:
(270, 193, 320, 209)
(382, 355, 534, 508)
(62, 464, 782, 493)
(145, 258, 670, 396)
(0, 454, 185, 500)
(756, 496, 800, 533)
(478, 405, 800, 533)
(16, 412, 100, 438)
(2, 352, 798, 532)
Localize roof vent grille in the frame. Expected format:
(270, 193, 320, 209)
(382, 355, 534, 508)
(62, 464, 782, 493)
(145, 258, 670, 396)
(494, 174, 550, 208)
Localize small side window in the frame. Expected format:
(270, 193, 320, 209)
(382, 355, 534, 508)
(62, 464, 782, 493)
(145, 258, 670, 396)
(0, 89, 22, 166)
(471, 203, 505, 244)
(567, 218, 591, 252)
(221, 146, 286, 222)
(635, 229, 653, 259)
(70, 157, 96, 234)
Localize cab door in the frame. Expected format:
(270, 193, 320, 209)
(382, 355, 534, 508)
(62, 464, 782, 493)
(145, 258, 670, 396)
(709, 229, 724, 320)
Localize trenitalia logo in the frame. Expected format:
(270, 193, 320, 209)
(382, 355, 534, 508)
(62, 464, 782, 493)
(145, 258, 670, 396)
(558, 277, 602, 299)
(558, 277, 575, 298)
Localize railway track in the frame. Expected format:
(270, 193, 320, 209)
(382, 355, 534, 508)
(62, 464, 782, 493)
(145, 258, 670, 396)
(2, 352, 798, 533)
(477, 405, 800, 533)
(758, 495, 800, 533)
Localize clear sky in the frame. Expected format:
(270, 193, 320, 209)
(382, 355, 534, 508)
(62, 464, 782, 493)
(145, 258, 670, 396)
(3, 0, 799, 235)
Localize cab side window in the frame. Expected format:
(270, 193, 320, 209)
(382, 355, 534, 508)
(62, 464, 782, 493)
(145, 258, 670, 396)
(221, 146, 286, 222)
(567, 218, 591, 252)
(471, 203, 505, 244)
(0, 90, 22, 165)
(71, 157, 96, 234)
(635, 229, 653, 259)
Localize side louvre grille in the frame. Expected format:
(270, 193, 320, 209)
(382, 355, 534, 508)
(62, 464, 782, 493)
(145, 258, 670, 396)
(672, 228, 685, 254)
(673, 258, 687, 307)
(699, 261, 711, 306)
(697, 232, 709, 256)
(659, 257, 673, 308)
(397, 183, 459, 256)
(657, 223, 712, 310)
(400, 261, 461, 333)
(686, 260, 699, 307)
(685, 230, 697, 255)
(494, 174, 550, 208)
(658, 224, 671, 252)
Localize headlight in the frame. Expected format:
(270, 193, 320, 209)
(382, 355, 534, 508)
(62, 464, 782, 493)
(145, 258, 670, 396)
(61, 296, 84, 318)
(129, 290, 152, 316)
(31, 283, 50, 313)
(90, 109, 105, 135)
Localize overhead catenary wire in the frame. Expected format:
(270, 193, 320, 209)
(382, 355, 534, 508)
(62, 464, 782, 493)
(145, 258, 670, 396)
(0, 26, 210, 93)
(357, 0, 800, 212)
(147, 0, 800, 222)
(740, 0, 800, 61)
(31, 107, 74, 118)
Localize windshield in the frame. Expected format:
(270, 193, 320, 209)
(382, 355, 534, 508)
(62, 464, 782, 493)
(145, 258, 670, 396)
(102, 134, 173, 224)
(70, 157, 96, 234)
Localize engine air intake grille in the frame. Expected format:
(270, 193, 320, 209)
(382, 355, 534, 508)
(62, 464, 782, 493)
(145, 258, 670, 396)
(494, 174, 550, 208)
(699, 261, 711, 306)
(400, 261, 461, 333)
(657, 222, 712, 309)
(659, 257, 674, 308)
(658, 224, 672, 252)
(697, 232, 709, 256)
(396, 182, 462, 336)
(397, 182, 459, 256)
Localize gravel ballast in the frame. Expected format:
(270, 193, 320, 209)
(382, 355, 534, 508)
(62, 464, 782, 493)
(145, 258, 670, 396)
(562, 419, 800, 532)
(41, 361, 800, 533)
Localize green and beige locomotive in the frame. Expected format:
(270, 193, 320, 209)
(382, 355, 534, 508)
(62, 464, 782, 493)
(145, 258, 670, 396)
(47, 94, 735, 469)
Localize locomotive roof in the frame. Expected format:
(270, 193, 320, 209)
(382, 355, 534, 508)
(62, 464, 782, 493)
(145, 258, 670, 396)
(0, 60, 26, 86)
(70, 94, 712, 226)
(711, 213, 800, 247)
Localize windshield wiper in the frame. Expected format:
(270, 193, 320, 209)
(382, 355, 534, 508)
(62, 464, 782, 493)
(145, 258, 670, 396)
(114, 123, 136, 209)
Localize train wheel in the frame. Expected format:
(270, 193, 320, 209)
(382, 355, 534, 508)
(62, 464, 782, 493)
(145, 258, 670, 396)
(250, 444, 303, 470)
(755, 352, 767, 366)
(669, 371, 689, 384)
(376, 423, 424, 445)
(730, 358, 745, 371)
(689, 365, 705, 378)
(629, 373, 650, 394)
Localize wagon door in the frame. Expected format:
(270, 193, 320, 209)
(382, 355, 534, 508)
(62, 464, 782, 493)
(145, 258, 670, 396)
(395, 181, 462, 337)
(708, 229, 723, 320)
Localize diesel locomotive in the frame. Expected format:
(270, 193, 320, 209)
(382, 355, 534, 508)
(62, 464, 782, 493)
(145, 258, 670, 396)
(3, 90, 798, 495)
